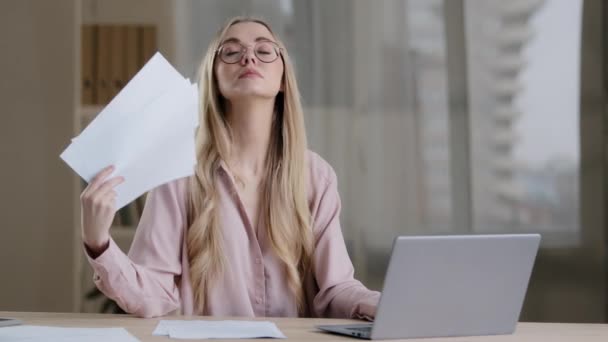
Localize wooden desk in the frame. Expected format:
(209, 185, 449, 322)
(2, 311, 608, 341)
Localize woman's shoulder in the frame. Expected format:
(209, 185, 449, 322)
(306, 150, 337, 196)
(150, 176, 191, 202)
(305, 151, 342, 231)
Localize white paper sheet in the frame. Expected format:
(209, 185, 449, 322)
(60, 52, 199, 210)
(153, 320, 287, 339)
(0, 325, 140, 342)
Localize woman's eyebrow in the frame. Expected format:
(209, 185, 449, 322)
(221, 37, 240, 44)
(221, 36, 275, 44)
(255, 37, 274, 42)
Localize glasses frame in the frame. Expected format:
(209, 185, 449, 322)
(216, 40, 283, 64)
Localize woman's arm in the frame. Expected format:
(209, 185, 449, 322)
(310, 169, 381, 320)
(84, 178, 188, 318)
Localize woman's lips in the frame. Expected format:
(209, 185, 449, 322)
(239, 69, 262, 79)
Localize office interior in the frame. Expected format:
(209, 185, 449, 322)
(0, 0, 606, 324)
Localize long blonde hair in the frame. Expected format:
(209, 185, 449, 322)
(186, 17, 314, 314)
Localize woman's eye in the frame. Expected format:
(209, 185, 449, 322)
(257, 47, 273, 55)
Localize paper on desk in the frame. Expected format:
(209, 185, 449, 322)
(0, 325, 140, 342)
(153, 320, 286, 339)
(60, 52, 199, 210)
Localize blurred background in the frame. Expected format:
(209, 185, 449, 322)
(0, 0, 606, 323)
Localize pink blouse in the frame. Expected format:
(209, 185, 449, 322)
(86, 151, 380, 319)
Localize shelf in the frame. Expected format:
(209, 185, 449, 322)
(80, 104, 104, 117)
(74, 12, 163, 314)
(79, 105, 104, 130)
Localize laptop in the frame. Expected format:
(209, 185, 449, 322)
(316, 234, 540, 340)
(0, 318, 22, 327)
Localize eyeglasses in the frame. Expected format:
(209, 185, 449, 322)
(216, 40, 282, 64)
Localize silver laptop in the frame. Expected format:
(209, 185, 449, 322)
(316, 234, 540, 340)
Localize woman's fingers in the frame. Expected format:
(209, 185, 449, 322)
(101, 189, 118, 206)
(83, 165, 115, 195)
(94, 176, 125, 198)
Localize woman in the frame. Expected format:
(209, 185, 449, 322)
(80, 17, 380, 319)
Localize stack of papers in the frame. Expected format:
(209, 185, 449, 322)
(153, 320, 287, 339)
(0, 325, 139, 342)
(60, 52, 199, 210)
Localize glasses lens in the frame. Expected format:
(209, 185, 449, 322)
(254, 42, 278, 63)
(219, 42, 243, 63)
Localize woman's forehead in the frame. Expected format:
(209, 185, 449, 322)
(222, 22, 275, 44)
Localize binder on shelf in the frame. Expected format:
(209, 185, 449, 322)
(109, 25, 126, 100)
(87, 24, 157, 105)
(124, 25, 141, 84)
(81, 25, 96, 105)
(141, 25, 157, 66)
(96, 25, 112, 104)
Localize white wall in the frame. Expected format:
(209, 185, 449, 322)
(0, 0, 78, 312)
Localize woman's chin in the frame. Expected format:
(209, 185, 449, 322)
(226, 89, 278, 101)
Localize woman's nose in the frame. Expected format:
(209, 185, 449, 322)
(240, 48, 257, 66)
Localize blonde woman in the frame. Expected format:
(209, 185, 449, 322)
(80, 17, 380, 319)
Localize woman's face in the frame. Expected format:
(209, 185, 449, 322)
(214, 22, 284, 102)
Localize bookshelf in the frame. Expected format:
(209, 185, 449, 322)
(74, 0, 176, 312)
(75, 22, 158, 313)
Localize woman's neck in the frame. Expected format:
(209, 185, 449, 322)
(225, 98, 275, 178)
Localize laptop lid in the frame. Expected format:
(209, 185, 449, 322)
(371, 234, 540, 340)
